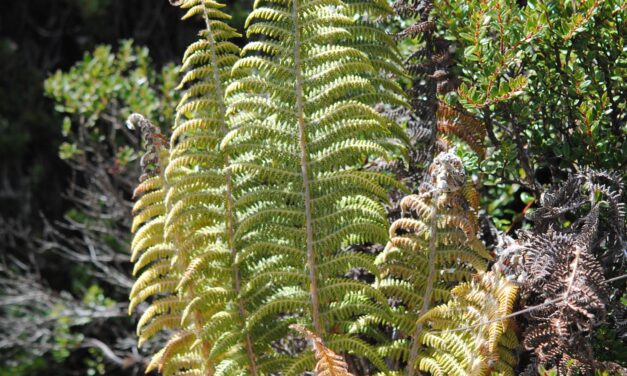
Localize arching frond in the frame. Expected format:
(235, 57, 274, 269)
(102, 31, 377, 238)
(375, 151, 492, 375)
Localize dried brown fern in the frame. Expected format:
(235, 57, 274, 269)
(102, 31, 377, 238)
(290, 324, 355, 376)
(529, 169, 625, 262)
(521, 230, 608, 375)
(511, 169, 626, 375)
(437, 102, 486, 158)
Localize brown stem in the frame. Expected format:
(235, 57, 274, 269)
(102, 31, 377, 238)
(292, 0, 322, 336)
(407, 191, 439, 376)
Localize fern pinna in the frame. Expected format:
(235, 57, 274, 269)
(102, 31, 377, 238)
(222, 0, 406, 372)
(375, 151, 492, 375)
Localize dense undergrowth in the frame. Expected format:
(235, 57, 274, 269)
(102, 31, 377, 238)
(1, 0, 624, 375)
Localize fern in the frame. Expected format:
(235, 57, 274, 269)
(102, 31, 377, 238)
(127, 114, 196, 374)
(375, 151, 492, 375)
(513, 169, 625, 375)
(416, 272, 519, 376)
(171, 0, 258, 373)
(222, 0, 407, 372)
(290, 324, 355, 376)
(520, 231, 608, 375)
(135, 0, 259, 374)
(122, 2, 614, 376)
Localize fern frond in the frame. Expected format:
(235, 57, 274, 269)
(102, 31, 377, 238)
(341, 0, 408, 113)
(520, 231, 608, 374)
(139, 1, 258, 374)
(222, 0, 407, 372)
(414, 272, 519, 376)
(376, 152, 492, 375)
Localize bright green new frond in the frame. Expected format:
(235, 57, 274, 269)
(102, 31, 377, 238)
(319, 279, 388, 306)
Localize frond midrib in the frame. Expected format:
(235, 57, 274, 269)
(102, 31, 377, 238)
(291, 0, 323, 337)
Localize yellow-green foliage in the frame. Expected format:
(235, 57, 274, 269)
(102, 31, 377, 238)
(126, 114, 196, 374)
(128, 0, 410, 374)
(417, 272, 519, 376)
(126, 1, 527, 376)
(222, 0, 407, 372)
(375, 152, 492, 374)
(130, 0, 259, 374)
(163, 0, 258, 375)
(130, 172, 184, 350)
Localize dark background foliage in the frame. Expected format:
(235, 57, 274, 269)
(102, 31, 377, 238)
(0, 1, 250, 374)
(1, 0, 202, 224)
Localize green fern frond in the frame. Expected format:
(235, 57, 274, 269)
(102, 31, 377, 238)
(221, 0, 407, 371)
(375, 151, 492, 375)
(415, 272, 519, 376)
(171, 0, 259, 372)
(134, 0, 257, 374)
(341, 0, 407, 109)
